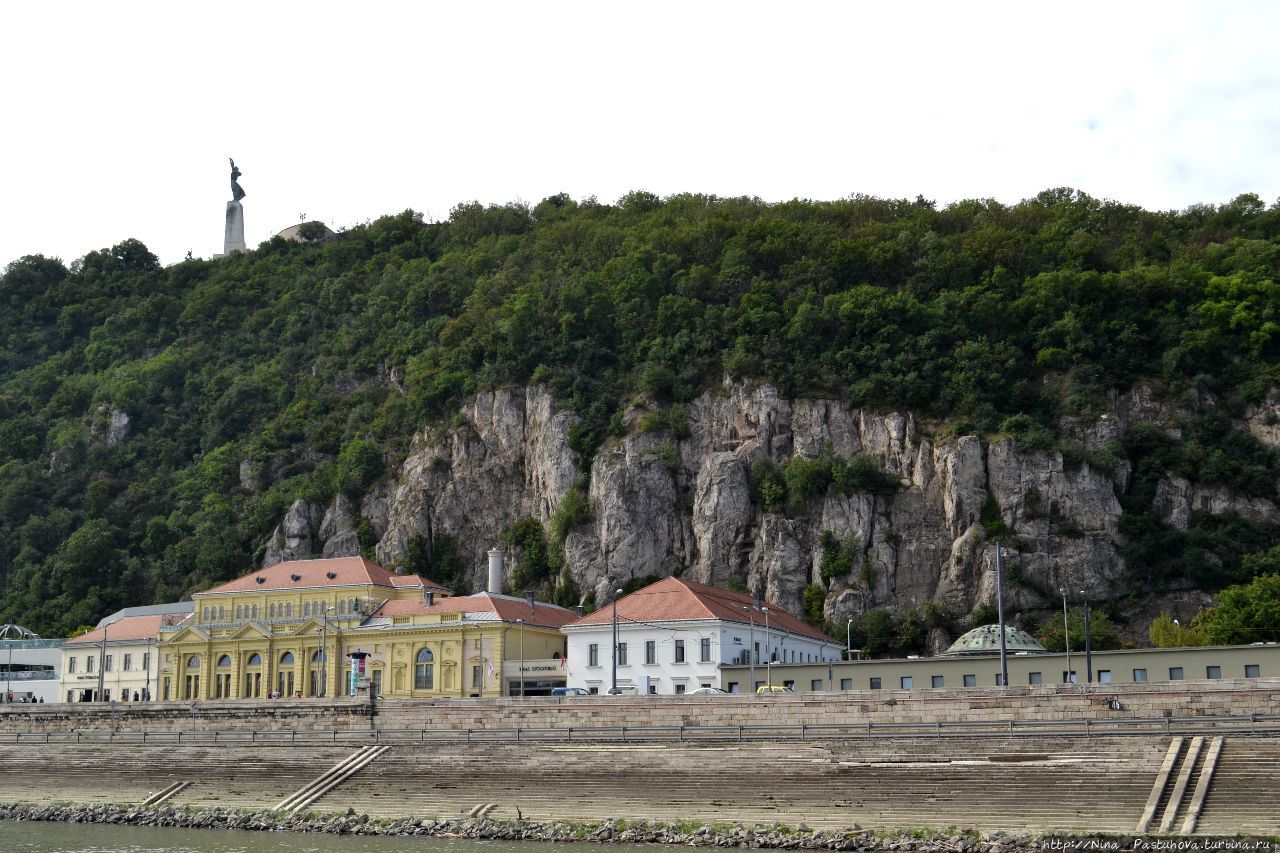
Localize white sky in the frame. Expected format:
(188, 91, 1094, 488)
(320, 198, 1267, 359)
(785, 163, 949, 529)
(3, 1, 1278, 268)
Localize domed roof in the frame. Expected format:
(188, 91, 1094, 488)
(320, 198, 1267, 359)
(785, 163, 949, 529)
(944, 624, 1047, 656)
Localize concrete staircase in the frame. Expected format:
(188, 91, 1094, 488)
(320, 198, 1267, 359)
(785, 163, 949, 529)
(314, 735, 1168, 832)
(1193, 738, 1280, 837)
(1, 735, 1276, 835)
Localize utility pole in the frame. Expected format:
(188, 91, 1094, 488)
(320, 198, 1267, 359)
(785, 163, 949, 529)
(1061, 589, 1072, 684)
(610, 588, 623, 693)
(994, 545, 1009, 689)
(1082, 592, 1093, 683)
(516, 619, 525, 698)
(98, 621, 108, 701)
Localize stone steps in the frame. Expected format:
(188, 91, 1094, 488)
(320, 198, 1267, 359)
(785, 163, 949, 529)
(1, 735, 1273, 835)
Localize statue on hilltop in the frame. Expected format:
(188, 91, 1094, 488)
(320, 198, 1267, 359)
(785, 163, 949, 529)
(230, 158, 246, 202)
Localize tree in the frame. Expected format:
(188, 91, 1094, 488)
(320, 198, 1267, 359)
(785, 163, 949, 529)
(1037, 607, 1122, 652)
(1148, 614, 1208, 648)
(1192, 574, 1280, 645)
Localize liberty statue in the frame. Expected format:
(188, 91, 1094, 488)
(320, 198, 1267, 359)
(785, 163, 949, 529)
(230, 158, 246, 202)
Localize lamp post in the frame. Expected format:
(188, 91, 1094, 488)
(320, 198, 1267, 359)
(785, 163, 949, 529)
(994, 545, 1009, 689)
(610, 587, 623, 694)
(1081, 591, 1093, 684)
(846, 616, 853, 661)
(763, 607, 771, 688)
(516, 619, 525, 698)
(742, 606, 756, 692)
(98, 621, 109, 702)
(320, 606, 329, 698)
(1061, 589, 1072, 685)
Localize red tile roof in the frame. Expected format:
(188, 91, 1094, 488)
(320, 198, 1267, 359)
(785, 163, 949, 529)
(199, 557, 450, 595)
(564, 577, 835, 643)
(66, 615, 166, 646)
(373, 593, 578, 630)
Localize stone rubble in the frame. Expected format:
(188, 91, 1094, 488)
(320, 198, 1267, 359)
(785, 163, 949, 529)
(0, 803, 1167, 850)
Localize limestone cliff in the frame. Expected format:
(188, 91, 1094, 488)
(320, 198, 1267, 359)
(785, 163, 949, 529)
(259, 380, 1279, 629)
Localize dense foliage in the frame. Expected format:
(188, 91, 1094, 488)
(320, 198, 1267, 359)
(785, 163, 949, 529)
(2, 190, 1280, 635)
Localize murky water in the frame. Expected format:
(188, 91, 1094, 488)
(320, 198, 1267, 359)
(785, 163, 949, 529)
(0, 821, 620, 853)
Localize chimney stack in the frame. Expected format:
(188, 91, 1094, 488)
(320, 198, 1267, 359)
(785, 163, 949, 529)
(487, 547, 505, 595)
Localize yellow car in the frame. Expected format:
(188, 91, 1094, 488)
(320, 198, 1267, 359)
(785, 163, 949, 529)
(755, 685, 796, 694)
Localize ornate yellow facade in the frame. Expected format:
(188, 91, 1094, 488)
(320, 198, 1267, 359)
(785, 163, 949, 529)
(158, 556, 574, 700)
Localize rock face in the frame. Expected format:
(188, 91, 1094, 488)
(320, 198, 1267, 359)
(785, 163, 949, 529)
(262, 499, 324, 567)
(260, 380, 1280, 623)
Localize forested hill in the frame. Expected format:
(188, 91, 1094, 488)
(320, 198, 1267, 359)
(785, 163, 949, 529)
(2, 190, 1279, 638)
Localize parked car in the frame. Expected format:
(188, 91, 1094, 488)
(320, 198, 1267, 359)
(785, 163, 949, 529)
(688, 687, 727, 695)
(550, 687, 590, 697)
(755, 685, 796, 694)
(605, 686, 637, 695)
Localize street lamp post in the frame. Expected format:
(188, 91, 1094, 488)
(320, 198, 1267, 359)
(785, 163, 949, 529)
(610, 588, 623, 694)
(763, 607, 771, 688)
(516, 619, 525, 698)
(319, 604, 335, 698)
(994, 546, 1009, 689)
(742, 606, 756, 692)
(1081, 592, 1093, 684)
(98, 621, 109, 702)
(1061, 589, 1072, 685)
(846, 616, 853, 660)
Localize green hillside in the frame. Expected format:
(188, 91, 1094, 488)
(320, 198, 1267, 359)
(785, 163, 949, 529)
(2, 190, 1279, 636)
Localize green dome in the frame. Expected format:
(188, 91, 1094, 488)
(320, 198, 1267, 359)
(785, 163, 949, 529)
(944, 624, 1047, 656)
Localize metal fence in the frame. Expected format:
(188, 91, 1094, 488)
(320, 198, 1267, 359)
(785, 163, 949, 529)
(3, 714, 1279, 746)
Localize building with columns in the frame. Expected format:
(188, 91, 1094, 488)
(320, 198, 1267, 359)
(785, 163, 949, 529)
(157, 555, 574, 700)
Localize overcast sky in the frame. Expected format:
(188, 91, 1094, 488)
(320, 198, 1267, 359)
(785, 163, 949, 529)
(3, 1, 1278, 268)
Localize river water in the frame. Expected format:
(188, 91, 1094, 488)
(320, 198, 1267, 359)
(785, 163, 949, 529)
(0, 821, 621, 853)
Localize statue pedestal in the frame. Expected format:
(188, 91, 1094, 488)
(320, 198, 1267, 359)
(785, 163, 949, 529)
(224, 200, 247, 254)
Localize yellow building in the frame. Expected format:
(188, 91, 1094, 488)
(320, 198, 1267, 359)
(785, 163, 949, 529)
(158, 556, 575, 700)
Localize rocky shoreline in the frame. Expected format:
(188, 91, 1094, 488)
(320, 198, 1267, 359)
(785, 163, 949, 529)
(0, 802, 1169, 850)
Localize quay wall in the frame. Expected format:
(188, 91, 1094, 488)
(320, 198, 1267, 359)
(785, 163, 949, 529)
(0, 679, 1276, 735)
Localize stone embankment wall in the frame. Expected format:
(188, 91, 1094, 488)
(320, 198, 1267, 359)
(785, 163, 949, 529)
(1, 680, 1276, 735)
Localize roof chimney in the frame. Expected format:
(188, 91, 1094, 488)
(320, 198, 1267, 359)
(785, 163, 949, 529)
(487, 547, 505, 596)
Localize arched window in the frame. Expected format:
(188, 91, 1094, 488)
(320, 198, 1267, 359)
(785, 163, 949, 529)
(350, 598, 359, 613)
(218, 606, 226, 620)
(187, 655, 201, 669)
(247, 653, 262, 666)
(414, 648, 434, 690)
(280, 652, 295, 665)
(269, 603, 276, 618)
(217, 654, 232, 667)
(304, 602, 310, 617)
(235, 605, 242, 619)
(312, 649, 326, 663)
(338, 600, 347, 615)
(285, 603, 292, 617)
(251, 605, 258, 619)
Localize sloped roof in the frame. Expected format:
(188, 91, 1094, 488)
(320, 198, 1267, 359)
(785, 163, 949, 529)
(96, 601, 193, 627)
(564, 577, 835, 644)
(66, 615, 166, 646)
(199, 557, 449, 595)
(372, 592, 578, 629)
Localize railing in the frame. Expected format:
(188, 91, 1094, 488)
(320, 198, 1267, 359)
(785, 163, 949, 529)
(2, 714, 1279, 746)
(0, 639, 64, 649)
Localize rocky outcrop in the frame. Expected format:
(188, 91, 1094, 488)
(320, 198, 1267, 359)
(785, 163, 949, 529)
(88, 404, 131, 446)
(1152, 475, 1279, 530)
(260, 380, 1280, 623)
(262, 499, 324, 567)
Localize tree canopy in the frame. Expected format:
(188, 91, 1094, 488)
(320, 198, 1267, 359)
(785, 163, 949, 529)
(2, 190, 1280, 635)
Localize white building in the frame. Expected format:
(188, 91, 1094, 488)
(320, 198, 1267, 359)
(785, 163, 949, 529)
(562, 577, 843, 694)
(1, 639, 62, 703)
